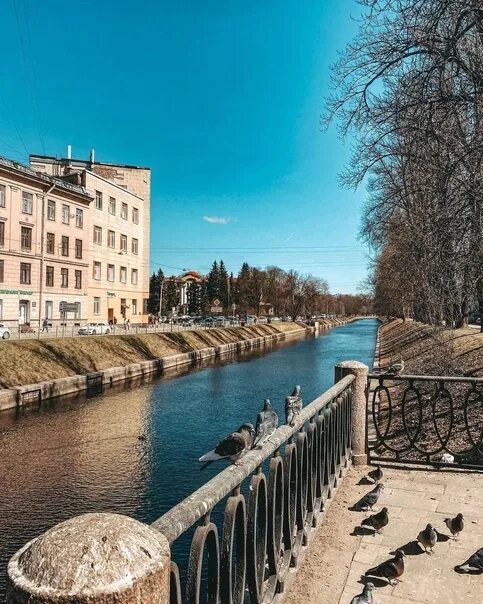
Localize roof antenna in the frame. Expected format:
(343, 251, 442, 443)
(90, 148, 95, 164)
(67, 144, 72, 160)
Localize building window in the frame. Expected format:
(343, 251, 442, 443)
(21, 226, 32, 251)
(46, 266, 54, 287)
(109, 197, 116, 215)
(75, 208, 83, 228)
(120, 234, 127, 253)
(75, 270, 82, 289)
(107, 264, 115, 282)
(0, 299, 3, 319)
(62, 204, 70, 224)
(45, 301, 53, 319)
(95, 190, 103, 210)
(20, 262, 31, 284)
(132, 299, 138, 315)
(131, 268, 138, 285)
(132, 238, 138, 254)
(61, 236, 69, 257)
(121, 202, 128, 220)
(75, 238, 82, 259)
(107, 230, 115, 248)
(93, 226, 102, 245)
(22, 191, 33, 214)
(61, 268, 68, 288)
(93, 261, 101, 280)
(132, 207, 139, 224)
(74, 302, 81, 320)
(93, 297, 101, 315)
(47, 199, 55, 220)
(0, 259, 4, 282)
(0, 221, 5, 247)
(46, 232, 55, 254)
(120, 298, 127, 318)
(120, 266, 127, 283)
(0, 184, 6, 208)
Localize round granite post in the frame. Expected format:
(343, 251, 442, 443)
(335, 360, 369, 466)
(6, 513, 170, 604)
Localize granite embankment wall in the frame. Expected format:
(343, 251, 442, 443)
(0, 319, 355, 411)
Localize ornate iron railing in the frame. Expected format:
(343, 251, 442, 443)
(151, 375, 355, 603)
(367, 374, 483, 469)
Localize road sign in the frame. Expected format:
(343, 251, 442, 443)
(59, 302, 79, 313)
(212, 299, 221, 307)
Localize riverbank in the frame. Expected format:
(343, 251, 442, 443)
(377, 318, 483, 376)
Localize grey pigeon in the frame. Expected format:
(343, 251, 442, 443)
(285, 385, 303, 426)
(455, 547, 483, 573)
(254, 399, 279, 446)
(385, 359, 404, 375)
(445, 513, 464, 540)
(358, 484, 384, 511)
(367, 465, 383, 484)
(199, 423, 255, 466)
(366, 549, 405, 585)
(350, 582, 374, 604)
(362, 507, 389, 534)
(418, 523, 437, 554)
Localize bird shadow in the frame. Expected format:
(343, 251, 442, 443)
(436, 530, 450, 543)
(351, 526, 374, 537)
(349, 503, 366, 512)
(357, 575, 388, 588)
(390, 540, 424, 556)
(357, 476, 375, 486)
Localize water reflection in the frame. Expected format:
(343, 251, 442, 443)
(0, 320, 378, 599)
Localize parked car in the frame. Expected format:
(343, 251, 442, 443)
(257, 316, 268, 324)
(200, 317, 215, 326)
(0, 323, 11, 339)
(78, 322, 111, 335)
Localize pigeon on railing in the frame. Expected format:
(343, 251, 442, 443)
(455, 547, 483, 573)
(384, 359, 405, 375)
(445, 513, 464, 540)
(418, 523, 437, 554)
(366, 550, 405, 585)
(254, 399, 279, 447)
(349, 582, 374, 604)
(199, 423, 255, 468)
(285, 385, 303, 426)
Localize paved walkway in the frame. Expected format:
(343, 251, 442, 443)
(285, 465, 482, 604)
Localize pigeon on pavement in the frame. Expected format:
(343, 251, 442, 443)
(445, 513, 464, 540)
(455, 547, 483, 573)
(358, 484, 384, 511)
(254, 399, 279, 446)
(362, 507, 389, 534)
(418, 523, 437, 554)
(367, 465, 383, 484)
(285, 385, 303, 426)
(199, 423, 255, 467)
(350, 582, 374, 604)
(366, 550, 405, 585)
(385, 360, 405, 375)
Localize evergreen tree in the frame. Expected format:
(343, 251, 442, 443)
(187, 281, 204, 315)
(236, 262, 252, 311)
(147, 269, 164, 314)
(219, 260, 229, 308)
(164, 278, 179, 314)
(206, 260, 220, 302)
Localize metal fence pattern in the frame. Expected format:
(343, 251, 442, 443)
(151, 374, 355, 603)
(367, 374, 483, 469)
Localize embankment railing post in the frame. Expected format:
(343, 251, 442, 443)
(6, 513, 171, 603)
(335, 360, 369, 465)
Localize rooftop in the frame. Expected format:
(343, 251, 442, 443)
(285, 465, 483, 604)
(0, 156, 92, 199)
(30, 153, 150, 171)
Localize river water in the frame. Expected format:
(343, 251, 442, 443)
(0, 319, 378, 598)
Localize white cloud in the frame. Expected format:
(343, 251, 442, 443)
(203, 216, 231, 224)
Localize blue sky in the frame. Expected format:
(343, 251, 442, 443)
(0, 0, 369, 293)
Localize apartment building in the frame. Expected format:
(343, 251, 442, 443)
(0, 157, 93, 328)
(30, 151, 150, 323)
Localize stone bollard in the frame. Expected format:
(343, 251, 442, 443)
(335, 360, 369, 466)
(7, 513, 170, 604)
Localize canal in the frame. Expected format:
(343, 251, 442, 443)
(0, 319, 378, 598)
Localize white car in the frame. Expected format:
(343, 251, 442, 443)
(78, 322, 111, 335)
(0, 323, 11, 340)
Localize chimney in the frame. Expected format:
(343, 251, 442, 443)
(67, 144, 72, 160)
(90, 148, 95, 164)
